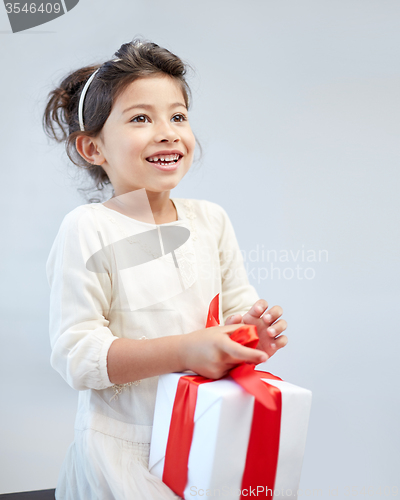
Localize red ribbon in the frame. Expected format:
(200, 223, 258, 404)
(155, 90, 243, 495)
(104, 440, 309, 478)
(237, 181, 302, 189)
(162, 294, 282, 498)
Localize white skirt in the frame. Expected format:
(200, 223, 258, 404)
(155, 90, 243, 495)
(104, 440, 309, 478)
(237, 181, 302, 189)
(55, 429, 182, 500)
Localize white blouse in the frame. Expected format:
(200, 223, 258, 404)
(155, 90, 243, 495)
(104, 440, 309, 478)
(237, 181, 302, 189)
(46, 198, 259, 445)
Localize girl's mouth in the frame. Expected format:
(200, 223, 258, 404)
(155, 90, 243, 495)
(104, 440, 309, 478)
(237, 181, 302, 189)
(146, 153, 182, 171)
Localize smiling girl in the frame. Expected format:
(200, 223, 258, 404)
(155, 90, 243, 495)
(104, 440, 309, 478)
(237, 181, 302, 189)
(43, 39, 288, 500)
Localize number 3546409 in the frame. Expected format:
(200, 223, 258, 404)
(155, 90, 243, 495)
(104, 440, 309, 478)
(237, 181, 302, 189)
(5, 3, 61, 14)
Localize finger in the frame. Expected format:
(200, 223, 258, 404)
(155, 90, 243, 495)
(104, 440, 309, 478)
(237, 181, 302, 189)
(266, 319, 288, 338)
(219, 324, 247, 334)
(226, 341, 268, 364)
(261, 305, 284, 327)
(207, 324, 241, 335)
(271, 335, 288, 350)
(243, 299, 269, 321)
(224, 314, 243, 325)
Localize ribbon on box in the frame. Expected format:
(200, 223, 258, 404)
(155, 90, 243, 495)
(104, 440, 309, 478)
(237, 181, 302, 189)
(162, 294, 283, 499)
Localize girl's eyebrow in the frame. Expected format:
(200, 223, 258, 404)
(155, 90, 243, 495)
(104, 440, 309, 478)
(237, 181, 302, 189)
(122, 102, 187, 115)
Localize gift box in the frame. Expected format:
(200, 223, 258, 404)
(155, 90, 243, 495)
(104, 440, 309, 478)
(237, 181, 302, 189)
(149, 295, 312, 499)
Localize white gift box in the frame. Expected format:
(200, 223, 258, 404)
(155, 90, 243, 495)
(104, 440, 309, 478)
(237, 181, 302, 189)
(149, 371, 312, 500)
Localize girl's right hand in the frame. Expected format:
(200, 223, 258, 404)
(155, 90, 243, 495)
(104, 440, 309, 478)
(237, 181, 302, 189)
(180, 325, 268, 380)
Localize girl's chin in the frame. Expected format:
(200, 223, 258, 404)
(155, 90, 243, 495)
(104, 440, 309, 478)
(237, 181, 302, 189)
(145, 177, 184, 193)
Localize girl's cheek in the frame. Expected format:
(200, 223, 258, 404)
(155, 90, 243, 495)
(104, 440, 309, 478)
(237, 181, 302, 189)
(188, 132, 196, 151)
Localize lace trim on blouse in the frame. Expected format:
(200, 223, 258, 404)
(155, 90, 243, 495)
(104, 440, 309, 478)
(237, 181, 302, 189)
(182, 199, 197, 241)
(109, 335, 147, 401)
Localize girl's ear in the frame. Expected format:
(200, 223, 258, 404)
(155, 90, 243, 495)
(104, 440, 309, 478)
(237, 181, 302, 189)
(75, 135, 105, 166)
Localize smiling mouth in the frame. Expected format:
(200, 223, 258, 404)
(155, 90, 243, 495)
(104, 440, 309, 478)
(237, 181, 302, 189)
(146, 153, 182, 166)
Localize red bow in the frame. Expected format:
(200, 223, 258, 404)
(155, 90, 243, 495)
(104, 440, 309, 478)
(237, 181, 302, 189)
(162, 294, 282, 498)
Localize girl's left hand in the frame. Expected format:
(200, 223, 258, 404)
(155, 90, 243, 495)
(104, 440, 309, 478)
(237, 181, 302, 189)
(225, 299, 288, 360)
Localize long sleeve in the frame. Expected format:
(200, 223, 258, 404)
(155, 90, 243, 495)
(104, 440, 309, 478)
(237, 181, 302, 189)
(46, 207, 118, 391)
(205, 201, 260, 324)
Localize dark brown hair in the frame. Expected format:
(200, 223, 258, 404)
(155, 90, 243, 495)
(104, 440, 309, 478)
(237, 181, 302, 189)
(42, 38, 200, 202)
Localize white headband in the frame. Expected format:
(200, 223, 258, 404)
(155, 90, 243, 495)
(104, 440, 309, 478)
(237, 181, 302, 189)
(78, 58, 122, 132)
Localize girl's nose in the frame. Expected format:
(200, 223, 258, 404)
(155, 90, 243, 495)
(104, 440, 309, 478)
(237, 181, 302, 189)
(154, 121, 180, 143)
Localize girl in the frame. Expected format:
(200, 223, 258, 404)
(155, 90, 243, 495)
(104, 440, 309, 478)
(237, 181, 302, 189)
(44, 38, 288, 500)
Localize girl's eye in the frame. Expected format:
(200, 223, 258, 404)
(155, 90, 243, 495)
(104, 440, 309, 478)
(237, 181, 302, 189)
(172, 114, 187, 123)
(130, 114, 187, 123)
(131, 115, 150, 123)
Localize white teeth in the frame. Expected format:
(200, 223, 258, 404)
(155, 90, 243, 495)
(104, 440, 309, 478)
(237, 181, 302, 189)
(148, 154, 180, 162)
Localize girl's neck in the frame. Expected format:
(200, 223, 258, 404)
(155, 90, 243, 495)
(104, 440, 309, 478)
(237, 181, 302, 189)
(103, 188, 178, 224)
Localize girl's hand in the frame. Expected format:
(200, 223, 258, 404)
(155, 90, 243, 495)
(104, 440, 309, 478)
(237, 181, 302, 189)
(225, 299, 288, 360)
(181, 325, 268, 380)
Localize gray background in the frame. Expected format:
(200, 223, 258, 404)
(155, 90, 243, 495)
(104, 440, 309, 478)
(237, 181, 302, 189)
(0, 0, 399, 496)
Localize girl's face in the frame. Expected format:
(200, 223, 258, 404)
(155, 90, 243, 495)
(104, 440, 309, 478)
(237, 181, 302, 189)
(95, 75, 196, 196)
